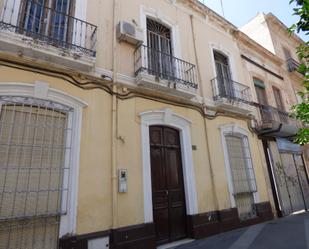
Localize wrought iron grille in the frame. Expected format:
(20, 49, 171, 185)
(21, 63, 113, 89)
(225, 135, 257, 220)
(211, 76, 252, 103)
(0, 0, 97, 57)
(286, 58, 303, 74)
(255, 104, 302, 127)
(134, 44, 198, 89)
(0, 96, 72, 249)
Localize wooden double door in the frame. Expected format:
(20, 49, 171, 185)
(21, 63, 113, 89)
(149, 126, 187, 245)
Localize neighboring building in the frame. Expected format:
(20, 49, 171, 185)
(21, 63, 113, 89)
(239, 13, 309, 217)
(0, 2, 305, 249)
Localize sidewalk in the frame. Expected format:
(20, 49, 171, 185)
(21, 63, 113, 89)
(172, 212, 309, 249)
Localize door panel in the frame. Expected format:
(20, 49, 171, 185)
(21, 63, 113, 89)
(147, 19, 173, 80)
(274, 162, 293, 216)
(150, 126, 187, 244)
(255, 85, 268, 106)
(255, 85, 273, 122)
(273, 87, 285, 111)
(273, 151, 308, 215)
(273, 87, 287, 123)
(294, 155, 309, 208)
(214, 51, 233, 98)
(280, 153, 305, 212)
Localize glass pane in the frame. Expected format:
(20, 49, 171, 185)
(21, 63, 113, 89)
(52, 0, 70, 41)
(25, 0, 46, 34)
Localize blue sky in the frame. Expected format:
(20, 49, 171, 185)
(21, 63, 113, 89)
(199, 0, 307, 41)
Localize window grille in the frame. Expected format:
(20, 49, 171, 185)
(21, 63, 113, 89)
(0, 96, 73, 249)
(225, 135, 257, 220)
(146, 18, 173, 81)
(0, 0, 97, 56)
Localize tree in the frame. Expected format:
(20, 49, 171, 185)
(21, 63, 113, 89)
(289, 0, 309, 145)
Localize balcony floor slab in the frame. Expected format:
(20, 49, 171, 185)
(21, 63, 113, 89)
(0, 29, 95, 72)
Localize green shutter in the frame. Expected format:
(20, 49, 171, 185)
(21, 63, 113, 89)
(253, 79, 265, 89)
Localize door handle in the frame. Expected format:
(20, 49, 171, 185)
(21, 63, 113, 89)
(165, 190, 168, 196)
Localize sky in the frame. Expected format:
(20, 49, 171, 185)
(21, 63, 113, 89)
(199, 0, 307, 41)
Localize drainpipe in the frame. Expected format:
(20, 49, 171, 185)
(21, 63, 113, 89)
(111, 0, 118, 229)
(190, 15, 220, 212)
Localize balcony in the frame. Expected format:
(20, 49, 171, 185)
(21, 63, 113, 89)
(255, 104, 302, 138)
(211, 77, 252, 114)
(134, 44, 198, 99)
(286, 58, 304, 76)
(0, 0, 97, 71)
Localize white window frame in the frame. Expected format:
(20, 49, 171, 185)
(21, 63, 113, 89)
(209, 43, 238, 82)
(140, 6, 181, 58)
(139, 5, 181, 78)
(0, 82, 87, 237)
(140, 108, 198, 223)
(219, 123, 259, 208)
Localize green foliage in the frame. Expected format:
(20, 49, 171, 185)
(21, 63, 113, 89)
(289, 0, 309, 35)
(289, 0, 309, 145)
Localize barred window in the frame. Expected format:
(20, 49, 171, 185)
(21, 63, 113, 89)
(0, 97, 72, 249)
(225, 134, 257, 220)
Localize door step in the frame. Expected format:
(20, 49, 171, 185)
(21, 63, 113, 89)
(157, 239, 194, 249)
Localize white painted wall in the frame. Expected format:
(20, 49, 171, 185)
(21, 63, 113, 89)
(240, 13, 275, 54)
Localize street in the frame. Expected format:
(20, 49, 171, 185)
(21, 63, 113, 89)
(174, 212, 309, 249)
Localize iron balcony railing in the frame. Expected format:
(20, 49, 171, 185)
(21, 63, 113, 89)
(286, 58, 303, 74)
(255, 104, 302, 128)
(211, 77, 252, 103)
(134, 44, 198, 89)
(0, 0, 97, 57)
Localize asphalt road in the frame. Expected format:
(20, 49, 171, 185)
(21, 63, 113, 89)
(174, 212, 309, 249)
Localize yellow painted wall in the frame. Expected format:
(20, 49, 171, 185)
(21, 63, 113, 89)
(84, 0, 250, 101)
(0, 0, 275, 236)
(206, 116, 270, 209)
(0, 66, 113, 234)
(0, 65, 272, 233)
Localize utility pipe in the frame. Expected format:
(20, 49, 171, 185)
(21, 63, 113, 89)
(111, 0, 119, 229)
(190, 14, 220, 211)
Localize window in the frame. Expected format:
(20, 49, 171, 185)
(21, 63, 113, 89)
(254, 78, 273, 122)
(213, 51, 233, 98)
(225, 134, 257, 220)
(253, 78, 267, 105)
(146, 18, 174, 80)
(19, 0, 76, 44)
(0, 97, 72, 249)
(1, 0, 98, 57)
(272, 87, 285, 111)
(282, 47, 292, 61)
(272, 86, 288, 123)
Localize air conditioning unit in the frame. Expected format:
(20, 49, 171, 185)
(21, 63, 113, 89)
(117, 21, 143, 46)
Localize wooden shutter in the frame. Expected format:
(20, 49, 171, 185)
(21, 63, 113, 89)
(273, 87, 285, 111)
(254, 85, 268, 106)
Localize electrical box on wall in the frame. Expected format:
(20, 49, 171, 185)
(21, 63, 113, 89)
(118, 169, 128, 193)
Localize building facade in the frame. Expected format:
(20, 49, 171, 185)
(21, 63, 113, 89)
(239, 13, 309, 217)
(0, 1, 306, 249)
